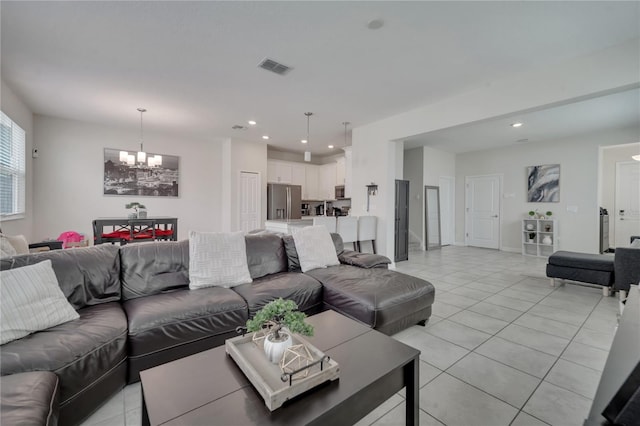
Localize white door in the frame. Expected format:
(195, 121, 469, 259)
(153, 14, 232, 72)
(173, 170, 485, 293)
(615, 161, 640, 246)
(239, 172, 260, 233)
(439, 176, 455, 245)
(465, 175, 501, 249)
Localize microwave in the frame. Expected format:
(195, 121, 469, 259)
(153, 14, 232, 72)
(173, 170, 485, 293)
(335, 185, 345, 199)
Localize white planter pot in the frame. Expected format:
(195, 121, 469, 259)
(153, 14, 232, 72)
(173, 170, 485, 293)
(263, 331, 292, 364)
(542, 236, 552, 245)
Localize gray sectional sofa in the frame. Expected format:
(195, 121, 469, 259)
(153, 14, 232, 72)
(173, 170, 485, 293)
(0, 232, 434, 425)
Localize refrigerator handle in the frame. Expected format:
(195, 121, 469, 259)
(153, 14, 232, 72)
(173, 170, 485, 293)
(286, 187, 290, 220)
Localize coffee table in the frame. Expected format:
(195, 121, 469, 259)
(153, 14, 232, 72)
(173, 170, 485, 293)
(140, 310, 420, 425)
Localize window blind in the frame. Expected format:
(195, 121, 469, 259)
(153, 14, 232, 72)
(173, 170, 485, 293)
(0, 111, 26, 218)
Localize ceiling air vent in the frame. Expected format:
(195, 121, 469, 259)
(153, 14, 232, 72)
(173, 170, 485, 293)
(232, 125, 247, 130)
(258, 58, 292, 76)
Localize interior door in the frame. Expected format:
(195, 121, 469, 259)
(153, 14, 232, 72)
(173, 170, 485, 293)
(465, 175, 501, 249)
(239, 172, 260, 232)
(615, 161, 640, 246)
(395, 179, 410, 262)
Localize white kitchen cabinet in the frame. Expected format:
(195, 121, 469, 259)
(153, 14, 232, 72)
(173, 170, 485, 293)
(291, 164, 305, 187)
(319, 163, 337, 200)
(336, 157, 346, 185)
(267, 160, 292, 183)
(304, 164, 319, 200)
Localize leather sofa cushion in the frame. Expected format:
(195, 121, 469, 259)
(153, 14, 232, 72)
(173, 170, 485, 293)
(0, 302, 127, 408)
(1, 371, 59, 426)
(548, 251, 614, 272)
(123, 287, 248, 357)
(245, 233, 288, 279)
(120, 240, 190, 300)
(307, 265, 435, 330)
(0, 245, 121, 310)
(233, 272, 323, 317)
(339, 250, 391, 269)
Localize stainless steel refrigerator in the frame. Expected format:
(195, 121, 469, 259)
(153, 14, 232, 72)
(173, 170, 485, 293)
(267, 183, 302, 220)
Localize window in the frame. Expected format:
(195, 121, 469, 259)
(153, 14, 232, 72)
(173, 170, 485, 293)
(0, 111, 26, 219)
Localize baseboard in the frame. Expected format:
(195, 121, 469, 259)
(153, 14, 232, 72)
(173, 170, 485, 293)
(501, 246, 521, 254)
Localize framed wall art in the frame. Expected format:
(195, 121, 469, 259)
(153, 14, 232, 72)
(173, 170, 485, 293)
(526, 164, 559, 202)
(103, 148, 179, 197)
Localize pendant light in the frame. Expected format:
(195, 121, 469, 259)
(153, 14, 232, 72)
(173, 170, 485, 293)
(304, 112, 313, 162)
(137, 108, 147, 164)
(342, 121, 350, 147)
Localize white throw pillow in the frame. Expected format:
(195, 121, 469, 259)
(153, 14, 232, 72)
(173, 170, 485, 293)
(1, 260, 79, 345)
(188, 231, 253, 289)
(292, 226, 340, 273)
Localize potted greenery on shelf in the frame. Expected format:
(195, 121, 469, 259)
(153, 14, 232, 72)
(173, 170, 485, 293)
(125, 202, 146, 219)
(528, 232, 536, 243)
(246, 298, 314, 364)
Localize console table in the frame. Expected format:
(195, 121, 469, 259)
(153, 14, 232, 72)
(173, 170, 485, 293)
(92, 217, 178, 244)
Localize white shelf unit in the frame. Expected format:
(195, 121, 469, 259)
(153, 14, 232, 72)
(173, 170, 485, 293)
(522, 219, 557, 257)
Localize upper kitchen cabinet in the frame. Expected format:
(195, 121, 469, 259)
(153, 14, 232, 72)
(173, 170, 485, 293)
(267, 160, 293, 183)
(319, 162, 337, 200)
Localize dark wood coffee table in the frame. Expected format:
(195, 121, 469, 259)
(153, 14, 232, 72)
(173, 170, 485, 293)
(140, 310, 420, 425)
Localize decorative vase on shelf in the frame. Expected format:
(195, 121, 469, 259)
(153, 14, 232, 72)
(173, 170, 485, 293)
(128, 212, 138, 219)
(542, 235, 552, 245)
(138, 210, 148, 219)
(544, 225, 551, 232)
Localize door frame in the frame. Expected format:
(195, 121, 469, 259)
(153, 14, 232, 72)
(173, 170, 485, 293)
(238, 170, 262, 232)
(424, 185, 442, 250)
(464, 173, 503, 249)
(438, 176, 455, 246)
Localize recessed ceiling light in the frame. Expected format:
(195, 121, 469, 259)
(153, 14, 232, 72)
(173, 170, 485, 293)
(248, 120, 257, 126)
(511, 122, 523, 128)
(328, 145, 334, 149)
(301, 139, 308, 144)
(262, 135, 269, 140)
(367, 19, 384, 30)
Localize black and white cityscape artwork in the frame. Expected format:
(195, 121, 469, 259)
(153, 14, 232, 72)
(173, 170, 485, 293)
(526, 164, 559, 202)
(103, 148, 179, 197)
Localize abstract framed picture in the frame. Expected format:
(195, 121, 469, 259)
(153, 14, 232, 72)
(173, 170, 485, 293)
(526, 164, 559, 202)
(103, 148, 179, 197)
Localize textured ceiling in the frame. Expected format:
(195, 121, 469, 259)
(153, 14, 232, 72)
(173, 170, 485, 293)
(1, 1, 639, 155)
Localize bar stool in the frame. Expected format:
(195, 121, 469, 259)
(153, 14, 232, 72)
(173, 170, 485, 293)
(357, 216, 377, 254)
(313, 216, 337, 233)
(337, 216, 358, 251)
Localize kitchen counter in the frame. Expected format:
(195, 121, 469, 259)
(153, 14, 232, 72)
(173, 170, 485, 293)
(264, 219, 313, 234)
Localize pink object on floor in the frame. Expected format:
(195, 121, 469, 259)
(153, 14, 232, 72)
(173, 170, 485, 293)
(57, 231, 83, 249)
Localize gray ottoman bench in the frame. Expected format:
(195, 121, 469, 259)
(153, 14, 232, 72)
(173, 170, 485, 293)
(546, 251, 615, 295)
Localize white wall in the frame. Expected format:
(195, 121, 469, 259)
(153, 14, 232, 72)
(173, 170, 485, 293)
(455, 127, 639, 253)
(423, 147, 455, 186)
(1, 79, 34, 239)
(32, 115, 224, 241)
(403, 147, 423, 246)
(351, 40, 638, 259)
(224, 138, 267, 231)
(600, 142, 640, 246)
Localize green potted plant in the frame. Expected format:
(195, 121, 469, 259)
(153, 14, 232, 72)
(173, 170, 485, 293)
(545, 211, 553, 218)
(528, 210, 535, 218)
(528, 232, 536, 243)
(246, 298, 314, 364)
(125, 202, 146, 219)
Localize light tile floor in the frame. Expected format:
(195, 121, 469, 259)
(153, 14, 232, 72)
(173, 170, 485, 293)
(81, 246, 619, 426)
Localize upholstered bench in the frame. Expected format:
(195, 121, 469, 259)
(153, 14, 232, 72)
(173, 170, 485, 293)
(0, 371, 60, 426)
(546, 251, 615, 295)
